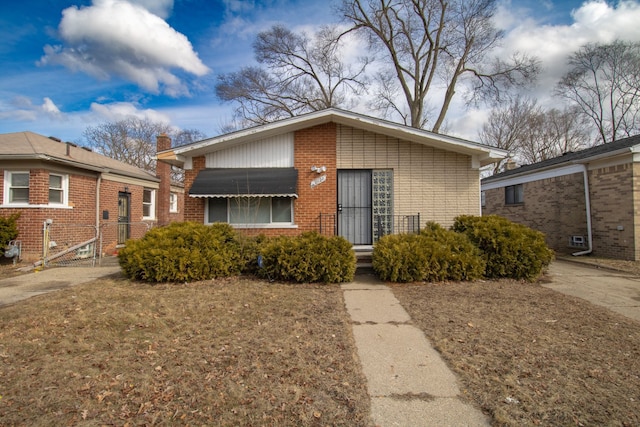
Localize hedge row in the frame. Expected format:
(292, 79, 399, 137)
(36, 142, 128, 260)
(373, 216, 553, 282)
(119, 215, 553, 284)
(118, 223, 355, 284)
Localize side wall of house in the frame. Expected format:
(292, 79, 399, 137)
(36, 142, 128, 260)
(483, 162, 638, 260)
(483, 173, 589, 255)
(336, 125, 479, 227)
(589, 163, 636, 260)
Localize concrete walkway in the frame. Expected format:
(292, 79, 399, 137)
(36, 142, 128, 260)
(342, 272, 489, 427)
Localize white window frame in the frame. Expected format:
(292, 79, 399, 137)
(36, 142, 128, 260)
(48, 173, 69, 206)
(205, 196, 296, 228)
(142, 189, 156, 220)
(3, 171, 30, 206)
(169, 192, 178, 213)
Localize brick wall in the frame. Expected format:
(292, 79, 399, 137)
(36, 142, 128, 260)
(589, 164, 636, 260)
(483, 173, 588, 255)
(293, 123, 337, 233)
(1, 166, 156, 261)
(183, 156, 206, 222)
(484, 163, 639, 260)
(337, 124, 479, 228)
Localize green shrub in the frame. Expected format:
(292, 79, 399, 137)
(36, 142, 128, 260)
(372, 225, 485, 283)
(258, 232, 356, 283)
(0, 213, 20, 256)
(118, 222, 244, 283)
(452, 215, 554, 281)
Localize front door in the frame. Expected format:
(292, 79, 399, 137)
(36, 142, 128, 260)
(338, 170, 372, 245)
(117, 192, 130, 245)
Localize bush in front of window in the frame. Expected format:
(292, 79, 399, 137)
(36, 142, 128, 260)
(0, 213, 20, 256)
(372, 223, 485, 283)
(118, 222, 244, 283)
(258, 232, 356, 283)
(452, 215, 554, 281)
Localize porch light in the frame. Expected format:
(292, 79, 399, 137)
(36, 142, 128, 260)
(311, 165, 326, 173)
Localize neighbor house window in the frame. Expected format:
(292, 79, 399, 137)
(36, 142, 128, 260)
(143, 189, 155, 219)
(505, 184, 524, 205)
(169, 192, 178, 213)
(49, 173, 67, 205)
(4, 171, 30, 204)
(206, 197, 293, 225)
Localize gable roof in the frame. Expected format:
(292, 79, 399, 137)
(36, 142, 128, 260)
(0, 131, 159, 182)
(483, 134, 640, 184)
(157, 108, 507, 167)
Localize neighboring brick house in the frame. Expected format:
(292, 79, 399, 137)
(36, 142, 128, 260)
(157, 108, 506, 245)
(482, 134, 640, 260)
(0, 131, 180, 262)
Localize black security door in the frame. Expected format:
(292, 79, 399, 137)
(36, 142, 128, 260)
(117, 192, 130, 245)
(338, 170, 372, 245)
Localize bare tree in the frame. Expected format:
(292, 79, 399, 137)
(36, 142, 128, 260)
(216, 25, 369, 125)
(82, 118, 206, 183)
(556, 39, 640, 144)
(480, 97, 589, 172)
(479, 96, 539, 173)
(339, 0, 539, 131)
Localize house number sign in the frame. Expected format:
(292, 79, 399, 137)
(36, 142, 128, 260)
(311, 174, 327, 188)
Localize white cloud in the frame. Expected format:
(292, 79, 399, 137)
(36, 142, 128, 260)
(39, 0, 209, 96)
(0, 96, 65, 122)
(89, 101, 173, 124)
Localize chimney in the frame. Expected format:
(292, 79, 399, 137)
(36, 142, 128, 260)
(156, 133, 172, 226)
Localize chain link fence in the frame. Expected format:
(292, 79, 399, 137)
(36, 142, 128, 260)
(41, 221, 154, 267)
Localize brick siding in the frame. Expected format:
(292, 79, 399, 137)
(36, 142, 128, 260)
(484, 163, 639, 260)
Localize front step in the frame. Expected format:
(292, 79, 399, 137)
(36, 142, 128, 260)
(353, 246, 373, 269)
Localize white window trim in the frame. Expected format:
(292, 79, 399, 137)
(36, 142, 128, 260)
(3, 170, 30, 206)
(48, 173, 69, 207)
(143, 189, 156, 220)
(204, 197, 297, 228)
(169, 192, 178, 213)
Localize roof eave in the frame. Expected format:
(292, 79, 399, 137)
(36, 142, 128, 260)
(161, 109, 505, 161)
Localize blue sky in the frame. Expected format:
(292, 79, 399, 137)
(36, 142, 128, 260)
(1, 0, 640, 143)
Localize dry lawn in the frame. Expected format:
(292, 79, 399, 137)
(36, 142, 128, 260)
(391, 277, 640, 426)
(0, 276, 371, 426)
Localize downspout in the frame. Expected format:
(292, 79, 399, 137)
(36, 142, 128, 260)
(96, 174, 102, 260)
(573, 164, 593, 256)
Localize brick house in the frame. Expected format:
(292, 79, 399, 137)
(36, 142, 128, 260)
(481, 134, 640, 260)
(157, 108, 506, 245)
(0, 131, 183, 262)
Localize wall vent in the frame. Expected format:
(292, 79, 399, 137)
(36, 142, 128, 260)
(570, 235, 586, 247)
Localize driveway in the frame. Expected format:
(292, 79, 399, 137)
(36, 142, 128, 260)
(545, 260, 640, 322)
(0, 265, 122, 307)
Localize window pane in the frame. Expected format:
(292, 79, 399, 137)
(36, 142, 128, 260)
(230, 197, 270, 224)
(11, 173, 29, 187)
(208, 198, 227, 223)
(10, 188, 28, 203)
(272, 197, 292, 222)
(143, 189, 151, 203)
(50, 175, 62, 189)
(515, 185, 524, 203)
(49, 189, 63, 204)
(143, 204, 150, 217)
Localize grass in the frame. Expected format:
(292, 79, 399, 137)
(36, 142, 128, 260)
(2, 260, 640, 426)
(0, 275, 371, 426)
(391, 277, 640, 426)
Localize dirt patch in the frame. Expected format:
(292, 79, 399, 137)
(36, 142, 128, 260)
(391, 278, 640, 426)
(0, 276, 371, 426)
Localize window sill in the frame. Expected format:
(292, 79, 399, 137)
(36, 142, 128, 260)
(217, 223, 298, 229)
(0, 204, 73, 209)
